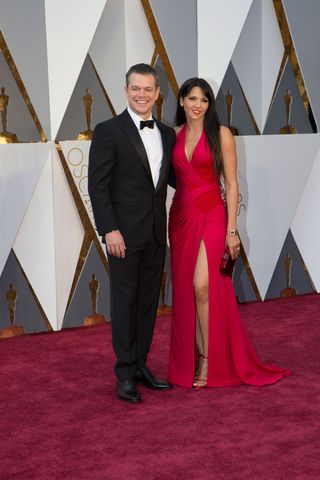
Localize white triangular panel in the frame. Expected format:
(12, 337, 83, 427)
(89, 0, 127, 114)
(232, 0, 284, 131)
(59, 140, 107, 257)
(125, 0, 155, 68)
(13, 148, 57, 329)
(236, 134, 320, 299)
(0, 0, 51, 137)
(44, 0, 107, 139)
(197, 0, 253, 94)
(52, 145, 85, 330)
(90, 0, 155, 115)
(232, 1, 261, 126)
(291, 138, 320, 291)
(0, 143, 50, 276)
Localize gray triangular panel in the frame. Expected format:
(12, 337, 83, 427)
(56, 55, 113, 141)
(216, 62, 257, 135)
(0, 50, 41, 142)
(63, 242, 110, 329)
(0, 251, 50, 333)
(233, 256, 257, 303)
(265, 229, 315, 300)
(283, 0, 320, 130)
(263, 58, 314, 135)
(0, 1, 51, 137)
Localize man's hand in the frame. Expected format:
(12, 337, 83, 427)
(105, 230, 126, 258)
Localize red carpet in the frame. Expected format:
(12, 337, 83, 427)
(1, 294, 319, 480)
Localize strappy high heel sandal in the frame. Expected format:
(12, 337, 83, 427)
(193, 355, 208, 388)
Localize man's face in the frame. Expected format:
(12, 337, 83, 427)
(125, 73, 160, 120)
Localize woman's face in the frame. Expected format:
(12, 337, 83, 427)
(180, 86, 209, 122)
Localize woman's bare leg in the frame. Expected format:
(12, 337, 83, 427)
(193, 240, 209, 385)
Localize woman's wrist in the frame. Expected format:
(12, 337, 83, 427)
(227, 228, 238, 236)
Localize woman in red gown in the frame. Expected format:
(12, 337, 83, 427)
(168, 78, 290, 388)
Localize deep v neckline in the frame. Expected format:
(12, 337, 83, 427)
(182, 125, 203, 163)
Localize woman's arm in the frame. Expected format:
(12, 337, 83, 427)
(220, 125, 241, 259)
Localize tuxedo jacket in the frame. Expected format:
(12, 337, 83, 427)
(88, 109, 176, 247)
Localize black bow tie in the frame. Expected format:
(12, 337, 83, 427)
(140, 120, 154, 130)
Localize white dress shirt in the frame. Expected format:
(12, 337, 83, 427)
(127, 106, 163, 188)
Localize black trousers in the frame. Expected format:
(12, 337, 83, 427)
(108, 233, 166, 381)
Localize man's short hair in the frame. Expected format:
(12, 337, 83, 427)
(125, 63, 159, 87)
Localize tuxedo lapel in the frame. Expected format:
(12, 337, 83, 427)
(119, 110, 153, 180)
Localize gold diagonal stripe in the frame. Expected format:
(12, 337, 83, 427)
(56, 144, 109, 270)
(56, 144, 109, 267)
(268, 51, 288, 113)
(88, 54, 117, 117)
(64, 236, 93, 314)
(236, 72, 261, 135)
(273, 0, 314, 116)
(292, 232, 316, 293)
(150, 47, 159, 68)
(239, 243, 262, 302)
(56, 143, 109, 323)
(141, 0, 179, 97)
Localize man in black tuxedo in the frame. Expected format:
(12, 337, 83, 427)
(88, 64, 175, 403)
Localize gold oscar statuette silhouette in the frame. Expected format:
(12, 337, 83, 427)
(77, 88, 94, 141)
(157, 272, 172, 316)
(0, 284, 25, 338)
(280, 89, 297, 134)
(155, 93, 164, 121)
(83, 274, 107, 326)
(280, 253, 297, 297)
(0, 87, 18, 144)
(225, 89, 238, 136)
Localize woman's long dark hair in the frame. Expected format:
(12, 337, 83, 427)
(176, 78, 223, 177)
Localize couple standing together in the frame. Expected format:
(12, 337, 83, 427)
(88, 63, 289, 403)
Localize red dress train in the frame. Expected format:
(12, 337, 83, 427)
(168, 126, 290, 388)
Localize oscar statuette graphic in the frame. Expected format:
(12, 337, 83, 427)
(77, 88, 94, 141)
(157, 271, 172, 316)
(0, 284, 25, 338)
(280, 253, 297, 297)
(0, 87, 18, 143)
(280, 89, 297, 134)
(225, 89, 238, 135)
(83, 274, 107, 326)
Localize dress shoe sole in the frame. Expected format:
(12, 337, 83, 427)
(135, 380, 172, 390)
(118, 394, 141, 403)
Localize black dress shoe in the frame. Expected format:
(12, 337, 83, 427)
(135, 367, 172, 390)
(117, 380, 141, 403)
